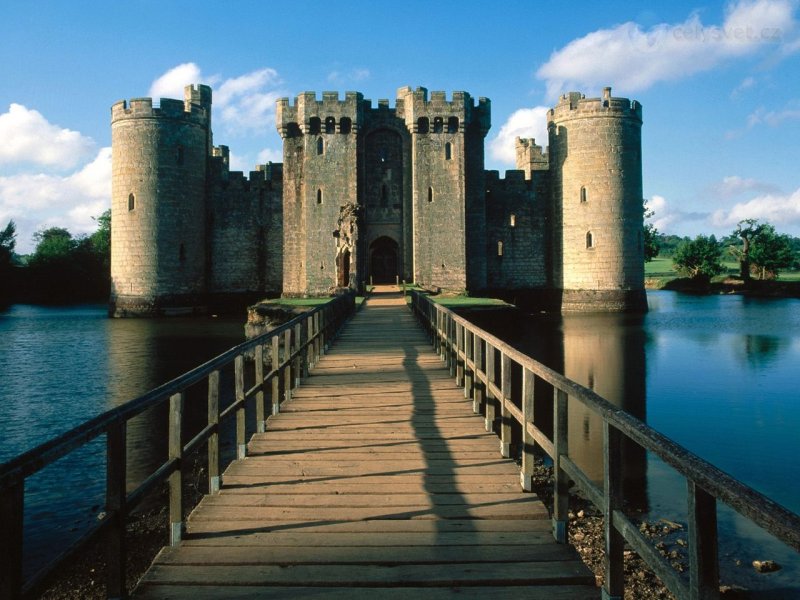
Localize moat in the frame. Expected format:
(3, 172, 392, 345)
(1, 290, 798, 592)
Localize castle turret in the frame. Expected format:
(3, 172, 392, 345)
(548, 87, 646, 313)
(397, 87, 490, 292)
(277, 91, 363, 296)
(110, 84, 212, 316)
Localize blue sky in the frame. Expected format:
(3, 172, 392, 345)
(1, 0, 799, 252)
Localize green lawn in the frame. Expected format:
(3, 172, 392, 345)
(645, 256, 800, 283)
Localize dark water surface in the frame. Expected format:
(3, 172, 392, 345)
(1, 294, 798, 593)
(462, 290, 800, 594)
(0, 304, 245, 578)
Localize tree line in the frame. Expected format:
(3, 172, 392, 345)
(645, 210, 800, 282)
(0, 210, 110, 306)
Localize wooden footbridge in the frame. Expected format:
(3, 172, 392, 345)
(134, 287, 597, 598)
(3, 286, 799, 599)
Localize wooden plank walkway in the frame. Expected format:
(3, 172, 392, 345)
(134, 287, 598, 599)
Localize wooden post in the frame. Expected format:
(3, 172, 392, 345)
(235, 355, 246, 460)
(455, 322, 463, 382)
(284, 328, 293, 403)
(271, 335, 280, 416)
(485, 344, 496, 432)
(254, 344, 266, 434)
(520, 369, 536, 492)
(464, 329, 474, 399)
(499, 353, 512, 458)
(553, 388, 569, 542)
(106, 421, 127, 598)
(688, 482, 720, 600)
(293, 322, 302, 387)
(472, 334, 483, 414)
(207, 370, 220, 494)
(169, 392, 184, 546)
(603, 421, 624, 599)
(0, 479, 24, 600)
(319, 309, 327, 354)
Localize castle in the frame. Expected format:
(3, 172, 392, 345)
(109, 84, 646, 316)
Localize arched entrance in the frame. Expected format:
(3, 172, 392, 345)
(336, 248, 350, 288)
(369, 237, 399, 284)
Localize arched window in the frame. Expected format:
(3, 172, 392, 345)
(381, 184, 388, 207)
(317, 137, 324, 155)
(309, 117, 321, 135)
(497, 241, 504, 256)
(325, 117, 335, 134)
(176, 146, 184, 165)
(445, 143, 451, 160)
(510, 214, 516, 227)
(580, 186, 587, 203)
(586, 231, 594, 249)
(417, 117, 429, 134)
(285, 122, 302, 138)
(340, 117, 352, 134)
(128, 193, 135, 211)
(317, 189, 323, 204)
(433, 117, 444, 133)
(427, 187, 433, 203)
(448, 117, 459, 133)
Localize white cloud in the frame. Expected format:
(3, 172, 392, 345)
(0, 147, 111, 253)
(711, 187, 800, 230)
(747, 99, 800, 126)
(488, 106, 549, 165)
(256, 148, 282, 164)
(711, 175, 782, 198)
(537, 0, 797, 98)
(327, 68, 371, 85)
(149, 64, 285, 136)
(731, 75, 757, 97)
(148, 63, 206, 100)
(647, 194, 709, 233)
(0, 104, 95, 170)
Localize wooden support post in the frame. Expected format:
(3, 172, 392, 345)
(235, 355, 246, 460)
(168, 392, 184, 546)
(485, 344, 496, 432)
(464, 329, 474, 399)
(271, 335, 280, 416)
(455, 322, 463, 383)
(603, 421, 625, 599)
(254, 344, 266, 434)
(207, 370, 220, 494)
(319, 309, 327, 354)
(520, 369, 536, 492)
(499, 353, 512, 458)
(293, 323, 302, 387)
(311, 312, 319, 367)
(553, 388, 569, 542)
(106, 421, 127, 598)
(472, 334, 483, 414)
(0, 479, 24, 600)
(688, 482, 720, 600)
(285, 328, 293, 403)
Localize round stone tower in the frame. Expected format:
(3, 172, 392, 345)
(548, 87, 646, 313)
(110, 85, 211, 316)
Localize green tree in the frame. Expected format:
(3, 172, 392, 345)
(643, 200, 659, 262)
(29, 227, 76, 267)
(89, 209, 111, 271)
(673, 234, 723, 281)
(732, 219, 765, 281)
(749, 224, 794, 280)
(0, 220, 15, 267)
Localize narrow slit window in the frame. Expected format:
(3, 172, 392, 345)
(179, 243, 186, 263)
(510, 214, 516, 227)
(586, 231, 594, 249)
(445, 143, 451, 160)
(381, 184, 388, 207)
(497, 241, 504, 256)
(128, 193, 135, 211)
(580, 186, 587, 203)
(317, 189, 323, 204)
(176, 146, 184, 165)
(317, 137, 324, 155)
(427, 187, 433, 203)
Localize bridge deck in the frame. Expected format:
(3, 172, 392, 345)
(134, 288, 598, 598)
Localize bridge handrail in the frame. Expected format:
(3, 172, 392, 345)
(409, 290, 800, 600)
(0, 293, 356, 599)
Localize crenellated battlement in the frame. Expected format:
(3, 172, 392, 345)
(277, 91, 365, 137)
(548, 87, 642, 124)
(111, 92, 210, 126)
(396, 86, 491, 136)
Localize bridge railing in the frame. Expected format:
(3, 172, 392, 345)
(0, 293, 355, 600)
(409, 290, 800, 600)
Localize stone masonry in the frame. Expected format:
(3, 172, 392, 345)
(110, 84, 646, 316)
